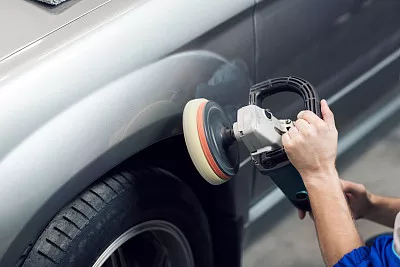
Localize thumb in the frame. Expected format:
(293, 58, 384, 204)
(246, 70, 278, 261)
(321, 99, 335, 128)
(340, 179, 362, 195)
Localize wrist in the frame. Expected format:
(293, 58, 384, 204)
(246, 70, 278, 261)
(300, 167, 339, 187)
(303, 175, 342, 199)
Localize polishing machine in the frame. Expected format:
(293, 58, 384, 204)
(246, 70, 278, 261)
(183, 77, 322, 211)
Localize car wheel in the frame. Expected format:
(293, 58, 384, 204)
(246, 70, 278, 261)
(21, 168, 213, 267)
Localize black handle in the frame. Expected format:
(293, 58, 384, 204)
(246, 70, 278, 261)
(249, 76, 321, 212)
(266, 164, 311, 211)
(249, 76, 322, 118)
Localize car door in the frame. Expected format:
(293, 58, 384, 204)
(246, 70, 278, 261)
(250, 0, 400, 212)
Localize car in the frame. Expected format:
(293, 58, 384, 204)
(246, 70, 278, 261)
(1, 0, 400, 266)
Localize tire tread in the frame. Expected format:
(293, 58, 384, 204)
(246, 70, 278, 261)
(102, 181, 118, 194)
(61, 215, 82, 231)
(53, 226, 73, 241)
(70, 206, 90, 221)
(80, 197, 98, 212)
(88, 189, 107, 203)
(45, 238, 66, 252)
(37, 250, 58, 264)
(22, 171, 133, 267)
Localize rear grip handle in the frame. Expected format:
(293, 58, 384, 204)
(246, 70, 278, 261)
(249, 76, 322, 118)
(266, 164, 312, 212)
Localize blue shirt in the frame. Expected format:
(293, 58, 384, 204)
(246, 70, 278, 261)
(334, 236, 400, 266)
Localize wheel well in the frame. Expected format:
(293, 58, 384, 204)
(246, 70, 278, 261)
(120, 134, 237, 216)
(13, 134, 243, 267)
(119, 134, 244, 267)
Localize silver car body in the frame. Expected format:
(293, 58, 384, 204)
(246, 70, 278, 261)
(0, 1, 255, 265)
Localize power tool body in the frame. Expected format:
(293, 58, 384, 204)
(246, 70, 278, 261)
(182, 77, 322, 211)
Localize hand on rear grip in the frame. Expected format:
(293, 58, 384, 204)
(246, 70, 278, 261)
(339, 179, 374, 219)
(298, 179, 374, 220)
(282, 99, 338, 182)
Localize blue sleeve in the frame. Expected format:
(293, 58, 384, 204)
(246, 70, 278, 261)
(334, 235, 400, 267)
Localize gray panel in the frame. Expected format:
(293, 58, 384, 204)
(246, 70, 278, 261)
(0, 0, 255, 265)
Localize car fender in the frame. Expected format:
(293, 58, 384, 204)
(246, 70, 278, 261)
(0, 0, 255, 264)
(0, 49, 253, 266)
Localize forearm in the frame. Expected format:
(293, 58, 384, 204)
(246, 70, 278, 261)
(365, 195, 400, 228)
(304, 170, 364, 267)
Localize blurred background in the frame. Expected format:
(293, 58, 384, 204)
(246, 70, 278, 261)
(243, 108, 400, 266)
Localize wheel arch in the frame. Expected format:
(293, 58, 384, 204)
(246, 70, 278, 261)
(120, 134, 246, 267)
(12, 131, 242, 267)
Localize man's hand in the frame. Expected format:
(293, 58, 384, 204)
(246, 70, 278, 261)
(283, 100, 364, 267)
(297, 179, 373, 220)
(342, 180, 400, 228)
(340, 179, 374, 220)
(282, 99, 338, 183)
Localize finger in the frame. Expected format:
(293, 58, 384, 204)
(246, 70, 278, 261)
(297, 110, 323, 126)
(298, 209, 306, 220)
(340, 179, 356, 191)
(345, 192, 353, 200)
(294, 119, 310, 133)
(288, 126, 299, 139)
(340, 179, 362, 195)
(321, 99, 336, 128)
(282, 132, 291, 146)
(346, 193, 354, 201)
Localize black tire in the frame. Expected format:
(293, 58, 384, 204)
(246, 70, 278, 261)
(21, 168, 213, 267)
